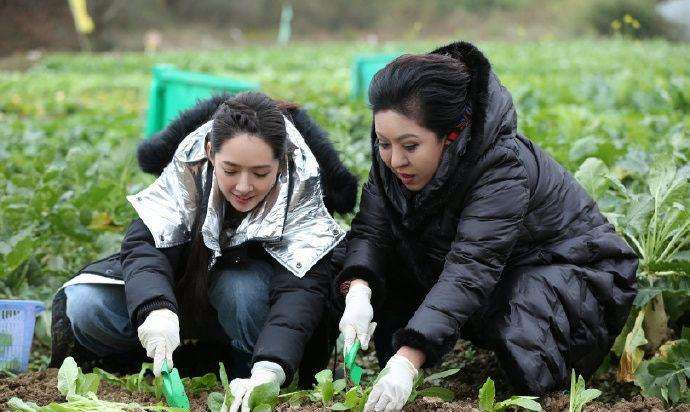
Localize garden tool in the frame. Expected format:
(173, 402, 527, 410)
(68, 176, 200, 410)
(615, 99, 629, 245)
(161, 360, 190, 410)
(344, 340, 363, 385)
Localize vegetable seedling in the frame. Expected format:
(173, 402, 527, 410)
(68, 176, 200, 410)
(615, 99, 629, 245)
(161, 360, 190, 410)
(345, 340, 363, 385)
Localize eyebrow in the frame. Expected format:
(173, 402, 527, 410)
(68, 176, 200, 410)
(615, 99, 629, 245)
(375, 132, 420, 141)
(222, 161, 273, 169)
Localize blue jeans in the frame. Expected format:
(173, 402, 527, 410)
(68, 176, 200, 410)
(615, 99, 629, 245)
(65, 258, 273, 375)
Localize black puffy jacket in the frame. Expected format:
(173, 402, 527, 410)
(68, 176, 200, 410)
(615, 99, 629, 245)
(335, 41, 638, 392)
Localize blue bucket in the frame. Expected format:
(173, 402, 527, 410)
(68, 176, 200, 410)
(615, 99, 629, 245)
(0, 300, 46, 373)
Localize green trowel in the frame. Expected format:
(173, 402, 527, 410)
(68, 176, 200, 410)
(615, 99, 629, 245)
(161, 360, 190, 410)
(344, 340, 363, 385)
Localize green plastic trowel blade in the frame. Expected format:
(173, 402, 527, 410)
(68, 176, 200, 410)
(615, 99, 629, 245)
(345, 340, 363, 385)
(161, 360, 190, 410)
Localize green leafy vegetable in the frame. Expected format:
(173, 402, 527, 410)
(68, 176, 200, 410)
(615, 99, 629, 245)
(56, 356, 100, 398)
(478, 378, 542, 411)
(568, 370, 601, 412)
(248, 381, 280, 410)
(635, 330, 690, 405)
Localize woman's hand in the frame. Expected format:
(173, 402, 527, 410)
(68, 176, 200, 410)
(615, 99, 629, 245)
(229, 361, 285, 412)
(365, 349, 423, 411)
(136, 309, 180, 376)
(339, 279, 377, 356)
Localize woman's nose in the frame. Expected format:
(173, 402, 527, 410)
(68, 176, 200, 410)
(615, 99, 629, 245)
(390, 147, 408, 169)
(235, 173, 253, 193)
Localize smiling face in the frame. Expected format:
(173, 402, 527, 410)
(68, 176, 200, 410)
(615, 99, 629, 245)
(374, 110, 447, 191)
(206, 133, 280, 213)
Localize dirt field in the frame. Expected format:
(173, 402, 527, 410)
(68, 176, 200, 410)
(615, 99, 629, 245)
(5, 340, 690, 411)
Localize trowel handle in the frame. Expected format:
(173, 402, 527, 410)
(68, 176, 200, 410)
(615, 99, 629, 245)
(161, 360, 172, 375)
(345, 340, 361, 368)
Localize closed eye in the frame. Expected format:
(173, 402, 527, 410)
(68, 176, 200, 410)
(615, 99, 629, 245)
(377, 140, 391, 149)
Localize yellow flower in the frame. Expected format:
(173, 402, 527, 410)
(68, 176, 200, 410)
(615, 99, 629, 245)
(611, 19, 622, 31)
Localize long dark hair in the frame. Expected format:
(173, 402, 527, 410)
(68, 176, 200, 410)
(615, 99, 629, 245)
(368, 54, 472, 139)
(176, 91, 288, 320)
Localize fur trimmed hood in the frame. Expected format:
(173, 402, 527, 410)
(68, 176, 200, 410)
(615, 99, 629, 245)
(137, 94, 359, 215)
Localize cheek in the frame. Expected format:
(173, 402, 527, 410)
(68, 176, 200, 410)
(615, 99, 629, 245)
(254, 178, 275, 196)
(378, 149, 392, 167)
(216, 173, 234, 191)
(414, 145, 444, 176)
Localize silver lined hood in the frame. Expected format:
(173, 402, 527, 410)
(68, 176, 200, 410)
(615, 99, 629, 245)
(127, 117, 345, 277)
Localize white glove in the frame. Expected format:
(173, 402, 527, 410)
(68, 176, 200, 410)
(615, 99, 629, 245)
(136, 309, 180, 377)
(339, 281, 377, 356)
(229, 361, 286, 412)
(365, 354, 418, 412)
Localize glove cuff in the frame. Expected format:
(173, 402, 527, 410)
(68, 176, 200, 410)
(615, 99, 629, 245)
(388, 354, 419, 378)
(252, 361, 286, 386)
(345, 282, 371, 302)
(147, 308, 179, 323)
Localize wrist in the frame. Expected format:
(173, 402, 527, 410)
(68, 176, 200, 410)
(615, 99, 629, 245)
(346, 281, 371, 301)
(388, 353, 419, 379)
(350, 278, 369, 288)
(251, 361, 286, 386)
(395, 346, 425, 370)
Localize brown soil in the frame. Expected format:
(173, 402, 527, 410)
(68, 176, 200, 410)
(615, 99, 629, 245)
(0, 368, 210, 411)
(4, 341, 690, 411)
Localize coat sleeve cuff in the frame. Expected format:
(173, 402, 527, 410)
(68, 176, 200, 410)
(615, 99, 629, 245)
(252, 327, 304, 387)
(134, 298, 178, 328)
(333, 267, 385, 312)
(332, 238, 387, 312)
(393, 328, 447, 369)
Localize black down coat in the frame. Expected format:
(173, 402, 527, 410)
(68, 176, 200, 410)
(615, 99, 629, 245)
(334, 41, 638, 394)
(51, 97, 358, 385)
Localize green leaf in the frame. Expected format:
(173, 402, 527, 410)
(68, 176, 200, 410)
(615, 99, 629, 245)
(343, 386, 363, 407)
(574, 157, 610, 201)
(287, 390, 309, 407)
(92, 367, 122, 385)
(219, 362, 230, 391)
(417, 386, 455, 402)
(333, 378, 347, 394)
(75, 372, 100, 395)
(478, 378, 496, 411)
(207, 391, 225, 412)
(7, 397, 40, 412)
(635, 339, 690, 406)
(569, 370, 601, 412)
(331, 402, 354, 410)
(423, 368, 460, 383)
(183, 372, 218, 395)
(315, 369, 335, 404)
(5, 230, 34, 272)
(578, 389, 603, 407)
(648, 361, 678, 377)
(496, 396, 543, 411)
(248, 381, 280, 409)
(315, 369, 333, 385)
(251, 404, 272, 412)
(57, 357, 79, 398)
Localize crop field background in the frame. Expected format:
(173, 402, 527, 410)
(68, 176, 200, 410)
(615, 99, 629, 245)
(0, 38, 689, 411)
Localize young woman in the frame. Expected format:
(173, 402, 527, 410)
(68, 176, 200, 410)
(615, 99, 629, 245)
(335, 41, 638, 411)
(50, 92, 358, 410)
